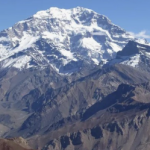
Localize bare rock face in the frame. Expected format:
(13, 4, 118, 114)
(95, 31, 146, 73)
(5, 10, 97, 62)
(0, 137, 34, 150)
(1, 64, 150, 150)
(34, 82, 150, 150)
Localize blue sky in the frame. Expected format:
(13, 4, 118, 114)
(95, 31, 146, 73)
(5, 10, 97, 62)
(0, 0, 150, 39)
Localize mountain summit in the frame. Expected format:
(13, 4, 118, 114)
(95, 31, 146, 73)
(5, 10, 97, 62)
(107, 40, 150, 72)
(0, 7, 136, 74)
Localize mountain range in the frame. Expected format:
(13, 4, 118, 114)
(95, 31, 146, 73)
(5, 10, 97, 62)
(0, 7, 150, 150)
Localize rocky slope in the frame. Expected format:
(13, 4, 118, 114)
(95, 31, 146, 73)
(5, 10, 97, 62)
(29, 82, 150, 150)
(0, 137, 34, 150)
(0, 64, 148, 138)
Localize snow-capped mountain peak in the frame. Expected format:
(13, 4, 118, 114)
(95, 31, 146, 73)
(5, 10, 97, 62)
(0, 7, 147, 74)
(107, 41, 150, 72)
(33, 7, 97, 19)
